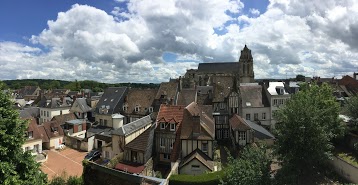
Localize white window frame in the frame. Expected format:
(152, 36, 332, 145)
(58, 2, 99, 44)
(170, 123, 175, 131)
(135, 106, 140, 112)
(149, 107, 153, 113)
(262, 113, 266, 120)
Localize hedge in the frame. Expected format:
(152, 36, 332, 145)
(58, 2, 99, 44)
(169, 170, 225, 185)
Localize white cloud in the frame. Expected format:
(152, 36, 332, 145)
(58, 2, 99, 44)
(249, 8, 260, 16)
(1, 0, 358, 83)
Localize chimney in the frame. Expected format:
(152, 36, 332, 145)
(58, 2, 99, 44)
(354, 72, 358, 80)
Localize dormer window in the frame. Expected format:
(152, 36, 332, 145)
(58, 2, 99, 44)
(149, 107, 153, 113)
(160, 122, 165, 129)
(52, 127, 58, 133)
(104, 98, 107, 101)
(123, 105, 128, 111)
(135, 106, 140, 112)
(280, 88, 284, 95)
(170, 123, 175, 131)
(27, 131, 33, 139)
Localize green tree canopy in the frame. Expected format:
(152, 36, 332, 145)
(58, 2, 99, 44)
(0, 83, 47, 184)
(223, 145, 272, 185)
(274, 83, 344, 183)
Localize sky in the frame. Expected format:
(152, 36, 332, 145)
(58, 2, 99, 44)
(0, 0, 357, 83)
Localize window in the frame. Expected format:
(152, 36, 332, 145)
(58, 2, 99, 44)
(160, 122, 165, 129)
(246, 114, 250, 120)
(163, 154, 170, 160)
(223, 130, 229, 138)
(160, 138, 165, 147)
(105, 151, 110, 159)
(239, 131, 246, 140)
(104, 98, 107, 101)
(46, 111, 49, 117)
(149, 107, 153, 113)
(273, 99, 278, 106)
(41, 110, 43, 116)
(123, 105, 127, 111)
(53, 127, 58, 133)
(78, 124, 82, 132)
(170, 142, 173, 149)
(254, 113, 258, 121)
(262, 113, 266, 120)
(170, 123, 175, 131)
(135, 106, 140, 112)
(27, 131, 33, 139)
(202, 143, 208, 153)
(191, 165, 200, 171)
(104, 120, 107, 126)
(100, 119, 103, 125)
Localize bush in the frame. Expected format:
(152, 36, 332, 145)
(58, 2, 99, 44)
(169, 170, 224, 185)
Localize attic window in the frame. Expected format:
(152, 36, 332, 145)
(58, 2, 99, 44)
(149, 107, 153, 113)
(27, 131, 33, 139)
(104, 98, 107, 101)
(52, 127, 58, 133)
(115, 90, 118, 92)
(246, 102, 251, 107)
(123, 105, 128, 111)
(160, 122, 165, 129)
(110, 99, 114, 102)
(170, 123, 175, 131)
(135, 106, 140, 112)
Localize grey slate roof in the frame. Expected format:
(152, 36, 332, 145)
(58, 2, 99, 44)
(71, 98, 92, 113)
(18, 107, 40, 119)
(245, 119, 275, 139)
(112, 115, 152, 136)
(96, 87, 127, 115)
(87, 126, 113, 138)
(197, 62, 240, 73)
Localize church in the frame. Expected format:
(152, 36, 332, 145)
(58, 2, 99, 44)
(183, 44, 255, 87)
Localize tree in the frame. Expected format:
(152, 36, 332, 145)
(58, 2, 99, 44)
(274, 83, 344, 184)
(346, 95, 358, 132)
(50, 81, 61, 89)
(223, 144, 272, 185)
(0, 82, 47, 184)
(296, 74, 305, 81)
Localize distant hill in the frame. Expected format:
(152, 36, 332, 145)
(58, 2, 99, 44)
(2, 79, 160, 92)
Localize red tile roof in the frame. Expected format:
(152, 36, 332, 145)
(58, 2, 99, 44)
(115, 162, 145, 174)
(230, 114, 251, 131)
(156, 104, 185, 124)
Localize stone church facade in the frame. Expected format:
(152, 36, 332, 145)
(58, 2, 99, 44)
(183, 45, 254, 88)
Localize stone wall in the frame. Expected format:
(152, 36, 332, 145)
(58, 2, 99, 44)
(330, 156, 358, 183)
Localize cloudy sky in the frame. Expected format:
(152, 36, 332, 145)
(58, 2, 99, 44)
(0, 0, 357, 83)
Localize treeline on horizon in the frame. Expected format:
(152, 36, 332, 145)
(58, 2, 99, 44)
(2, 79, 160, 92)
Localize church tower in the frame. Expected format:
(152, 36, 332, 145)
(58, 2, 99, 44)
(238, 45, 254, 83)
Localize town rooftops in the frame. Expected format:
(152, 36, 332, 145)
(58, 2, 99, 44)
(176, 89, 197, 106)
(197, 62, 240, 73)
(70, 98, 92, 113)
(245, 119, 275, 140)
(229, 114, 251, 131)
(125, 125, 155, 152)
(112, 115, 152, 136)
(96, 87, 127, 115)
(155, 82, 178, 100)
(240, 84, 269, 108)
(115, 162, 145, 174)
(156, 104, 185, 123)
(124, 88, 158, 115)
(52, 113, 77, 126)
(267, 82, 289, 95)
(65, 119, 86, 125)
(212, 76, 235, 102)
(180, 102, 215, 140)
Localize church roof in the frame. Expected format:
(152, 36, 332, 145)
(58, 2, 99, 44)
(197, 62, 240, 73)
